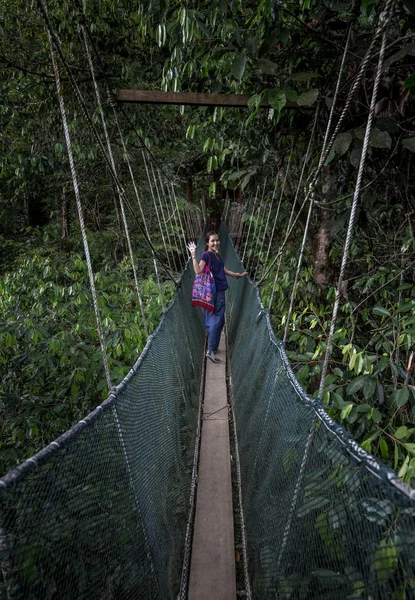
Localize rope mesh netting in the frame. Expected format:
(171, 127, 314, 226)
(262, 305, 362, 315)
(221, 224, 415, 600)
(0, 262, 204, 600)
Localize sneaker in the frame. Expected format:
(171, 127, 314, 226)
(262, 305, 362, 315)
(206, 350, 221, 364)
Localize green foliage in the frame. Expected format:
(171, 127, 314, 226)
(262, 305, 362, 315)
(0, 250, 173, 475)
(262, 228, 415, 487)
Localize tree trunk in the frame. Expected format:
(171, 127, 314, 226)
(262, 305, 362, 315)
(312, 165, 335, 287)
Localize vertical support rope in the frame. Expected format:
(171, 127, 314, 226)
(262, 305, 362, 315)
(263, 179, 281, 264)
(247, 180, 266, 272)
(250, 177, 268, 274)
(242, 186, 259, 264)
(150, 162, 180, 272)
(235, 201, 245, 253)
(283, 108, 334, 343)
(237, 192, 253, 254)
(318, 24, 353, 169)
(264, 148, 293, 266)
(171, 183, 190, 260)
(112, 403, 161, 596)
(268, 253, 283, 312)
(282, 190, 315, 341)
(37, 0, 176, 285)
(159, 171, 185, 270)
(142, 149, 172, 271)
(275, 418, 316, 574)
(151, 160, 179, 272)
(183, 204, 193, 241)
(259, 176, 278, 262)
(0, 527, 11, 600)
(282, 23, 350, 338)
(258, 3, 393, 287)
(81, 27, 149, 336)
(49, 36, 111, 390)
(112, 107, 165, 311)
(318, 12, 392, 401)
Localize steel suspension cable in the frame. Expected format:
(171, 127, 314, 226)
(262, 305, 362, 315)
(318, 6, 393, 401)
(81, 26, 149, 336)
(49, 36, 111, 390)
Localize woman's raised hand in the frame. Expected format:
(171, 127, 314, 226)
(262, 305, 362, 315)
(187, 241, 196, 258)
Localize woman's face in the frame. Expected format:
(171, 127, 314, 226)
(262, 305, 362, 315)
(208, 235, 220, 252)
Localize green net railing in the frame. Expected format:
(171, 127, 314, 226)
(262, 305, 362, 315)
(220, 224, 415, 600)
(0, 262, 204, 600)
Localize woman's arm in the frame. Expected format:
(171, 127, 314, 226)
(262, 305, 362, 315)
(187, 241, 206, 274)
(224, 268, 248, 279)
(192, 257, 206, 275)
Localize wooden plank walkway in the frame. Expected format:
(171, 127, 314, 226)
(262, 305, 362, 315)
(188, 335, 236, 600)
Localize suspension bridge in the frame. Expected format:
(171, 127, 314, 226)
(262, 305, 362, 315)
(1, 0, 415, 598)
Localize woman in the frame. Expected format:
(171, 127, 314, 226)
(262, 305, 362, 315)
(188, 231, 248, 363)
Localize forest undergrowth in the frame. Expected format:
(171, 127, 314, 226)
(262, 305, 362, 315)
(256, 204, 415, 488)
(0, 230, 175, 476)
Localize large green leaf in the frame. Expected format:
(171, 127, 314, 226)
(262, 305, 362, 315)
(297, 88, 319, 106)
(372, 539, 398, 587)
(268, 88, 287, 112)
(246, 35, 260, 55)
(362, 376, 376, 399)
(346, 375, 367, 395)
(257, 58, 277, 75)
(403, 74, 415, 89)
(281, 87, 298, 102)
(395, 426, 408, 440)
(231, 52, 246, 80)
(332, 132, 352, 156)
(384, 45, 415, 69)
(354, 127, 392, 149)
(395, 387, 409, 408)
(402, 138, 415, 153)
(372, 306, 391, 317)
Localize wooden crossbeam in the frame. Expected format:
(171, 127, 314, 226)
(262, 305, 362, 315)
(113, 89, 311, 109)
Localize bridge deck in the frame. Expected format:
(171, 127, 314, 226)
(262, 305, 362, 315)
(188, 334, 236, 599)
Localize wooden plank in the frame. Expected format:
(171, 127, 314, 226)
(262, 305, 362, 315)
(188, 335, 236, 600)
(113, 88, 309, 109)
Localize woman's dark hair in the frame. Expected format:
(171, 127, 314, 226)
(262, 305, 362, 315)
(204, 231, 218, 251)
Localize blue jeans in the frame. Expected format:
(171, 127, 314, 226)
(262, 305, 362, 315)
(204, 291, 226, 352)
